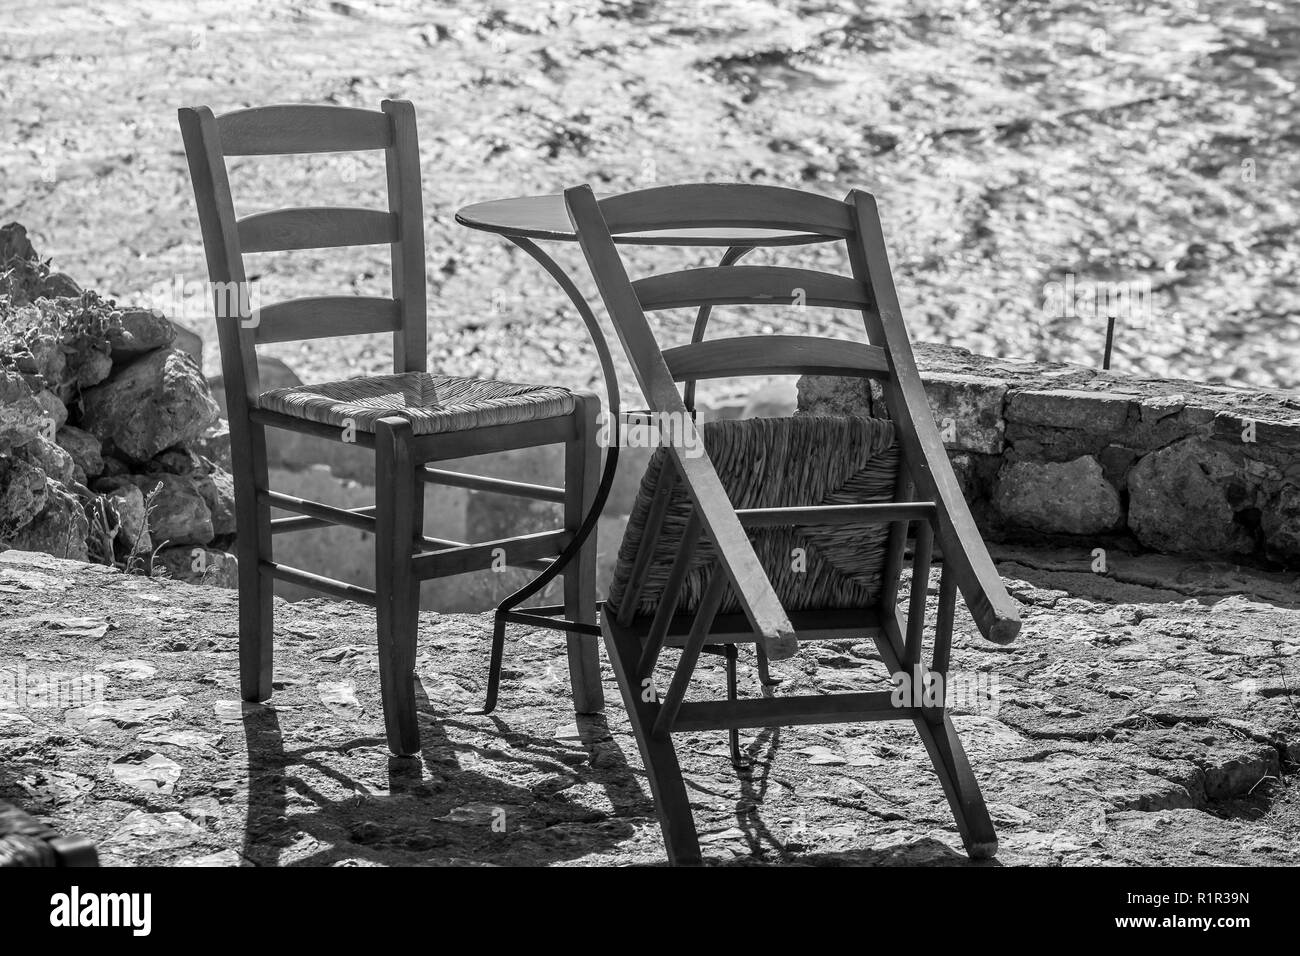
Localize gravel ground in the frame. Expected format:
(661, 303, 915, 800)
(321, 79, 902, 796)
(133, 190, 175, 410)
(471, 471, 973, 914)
(1, 548, 1296, 866)
(1, 0, 1297, 406)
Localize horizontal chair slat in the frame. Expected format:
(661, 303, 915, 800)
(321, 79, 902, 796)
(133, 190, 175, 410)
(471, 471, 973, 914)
(237, 207, 399, 253)
(599, 183, 855, 237)
(411, 529, 569, 579)
(672, 691, 909, 732)
(262, 561, 377, 606)
(663, 334, 889, 382)
(633, 266, 870, 311)
(420, 467, 566, 503)
(736, 501, 935, 528)
(217, 105, 392, 155)
(252, 295, 402, 345)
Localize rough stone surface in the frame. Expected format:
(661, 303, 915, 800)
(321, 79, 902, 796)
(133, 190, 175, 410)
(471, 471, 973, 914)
(0, 370, 46, 453)
(6, 484, 89, 560)
(0, 548, 1294, 867)
(799, 344, 1300, 565)
(0, 458, 47, 533)
(152, 545, 237, 588)
(1128, 439, 1255, 555)
(193, 468, 236, 537)
(56, 426, 103, 483)
(925, 374, 1008, 455)
(1263, 485, 1300, 563)
(107, 308, 176, 361)
(22, 437, 76, 487)
(995, 456, 1123, 535)
(79, 348, 220, 462)
(121, 474, 214, 547)
(102, 482, 152, 556)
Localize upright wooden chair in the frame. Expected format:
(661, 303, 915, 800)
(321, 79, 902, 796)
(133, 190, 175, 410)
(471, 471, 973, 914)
(566, 182, 1022, 864)
(178, 102, 603, 757)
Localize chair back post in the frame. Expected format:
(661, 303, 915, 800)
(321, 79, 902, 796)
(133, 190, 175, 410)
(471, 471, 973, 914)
(381, 99, 427, 374)
(565, 184, 798, 661)
(178, 101, 429, 403)
(844, 188, 1020, 645)
(177, 105, 259, 411)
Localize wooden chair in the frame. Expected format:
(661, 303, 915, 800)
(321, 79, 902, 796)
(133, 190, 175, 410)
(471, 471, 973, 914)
(565, 182, 1022, 864)
(177, 102, 603, 757)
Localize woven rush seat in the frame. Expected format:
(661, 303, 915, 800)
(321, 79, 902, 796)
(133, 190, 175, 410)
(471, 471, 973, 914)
(607, 414, 900, 619)
(258, 371, 576, 436)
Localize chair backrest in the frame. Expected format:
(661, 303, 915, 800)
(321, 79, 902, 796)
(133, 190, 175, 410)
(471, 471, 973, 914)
(565, 183, 895, 411)
(177, 101, 426, 423)
(566, 182, 1020, 648)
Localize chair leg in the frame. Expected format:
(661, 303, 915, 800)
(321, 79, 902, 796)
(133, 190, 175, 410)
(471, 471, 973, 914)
(234, 420, 273, 702)
(481, 610, 507, 715)
(563, 392, 603, 714)
(603, 619, 701, 865)
(913, 711, 998, 859)
(374, 417, 420, 757)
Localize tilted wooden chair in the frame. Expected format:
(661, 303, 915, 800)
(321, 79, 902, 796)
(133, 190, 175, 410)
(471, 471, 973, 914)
(565, 182, 1022, 864)
(178, 102, 603, 756)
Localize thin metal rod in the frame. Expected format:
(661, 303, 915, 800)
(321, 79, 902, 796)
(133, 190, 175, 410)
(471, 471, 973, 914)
(904, 520, 934, 667)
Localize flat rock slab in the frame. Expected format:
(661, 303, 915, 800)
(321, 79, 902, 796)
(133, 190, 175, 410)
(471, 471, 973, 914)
(0, 550, 1296, 866)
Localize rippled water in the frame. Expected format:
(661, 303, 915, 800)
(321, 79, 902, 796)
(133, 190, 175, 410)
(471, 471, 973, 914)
(1, 0, 1295, 398)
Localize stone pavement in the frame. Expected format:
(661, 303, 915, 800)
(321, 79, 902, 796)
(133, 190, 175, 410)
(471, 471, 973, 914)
(0, 548, 1295, 866)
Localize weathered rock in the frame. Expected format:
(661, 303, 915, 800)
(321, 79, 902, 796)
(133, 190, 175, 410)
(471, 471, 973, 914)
(32, 389, 68, 432)
(0, 370, 47, 452)
(189, 423, 232, 474)
(1261, 484, 1300, 563)
(0, 221, 37, 261)
(169, 321, 204, 367)
(924, 373, 1008, 454)
(994, 455, 1123, 535)
(79, 348, 220, 462)
(124, 473, 214, 546)
(1005, 389, 1133, 432)
(21, 437, 76, 486)
(153, 545, 237, 588)
(68, 352, 113, 401)
(194, 467, 236, 536)
(0, 458, 48, 533)
(56, 425, 104, 482)
(150, 447, 202, 476)
(797, 374, 873, 417)
(107, 307, 176, 360)
(102, 481, 152, 555)
(41, 272, 83, 298)
(7, 481, 89, 560)
(1128, 438, 1255, 554)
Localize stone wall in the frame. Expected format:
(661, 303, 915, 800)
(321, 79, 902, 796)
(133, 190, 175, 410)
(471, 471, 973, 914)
(799, 343, 1300, 567)
(0, 224, 233, 584)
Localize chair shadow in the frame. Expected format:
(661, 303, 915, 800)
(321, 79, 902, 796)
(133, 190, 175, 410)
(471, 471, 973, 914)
(239, 679, 640, 867)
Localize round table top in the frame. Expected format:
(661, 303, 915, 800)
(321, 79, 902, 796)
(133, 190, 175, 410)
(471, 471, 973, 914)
(455, 193, 833, 247)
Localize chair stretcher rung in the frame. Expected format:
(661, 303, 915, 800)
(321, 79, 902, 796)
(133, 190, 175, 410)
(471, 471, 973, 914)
(411, 530, 569, 579)
(421, 467, 566, 503)
(262, 561, 377, 606)
(498, 609, 600, 636)
(735, 501, 935, 528)
(671, 691, 909, 732)
(262, 491, 377, 532)
(270, 505, 378, 534)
